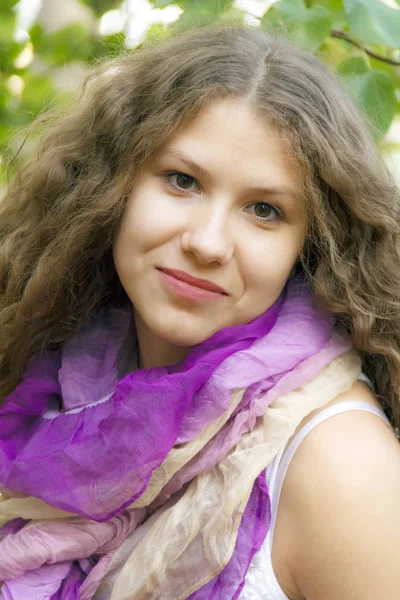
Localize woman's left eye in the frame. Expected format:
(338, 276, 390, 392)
(164, 171, 200, 193)
(248, 203, 283, 223)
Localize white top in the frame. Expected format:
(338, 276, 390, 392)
(239, 400, 390, 600)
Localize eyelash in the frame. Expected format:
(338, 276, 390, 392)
(162, 171, 284, 224)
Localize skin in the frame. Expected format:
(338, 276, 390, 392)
(113, 96, 400, 597)
(113, 98, 306, 369)
(273, 382, 400, 600)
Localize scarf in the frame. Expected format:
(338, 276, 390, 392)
(0, 278, 361, 599)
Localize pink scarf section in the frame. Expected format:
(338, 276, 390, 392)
(0, 280, 354, 599)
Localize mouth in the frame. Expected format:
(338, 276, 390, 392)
(157, 268, 227, 295)
(157, 268, 228, 302)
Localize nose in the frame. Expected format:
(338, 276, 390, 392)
(180, 201, 234, 266)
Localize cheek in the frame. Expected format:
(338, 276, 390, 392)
(114, 193, 156, 259)
(241, 230, 303, 292)
(117, 183, 182, 253)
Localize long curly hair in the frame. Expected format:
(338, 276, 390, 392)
(2, 26, 400, 426)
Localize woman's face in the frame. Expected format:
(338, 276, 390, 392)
(113, 98, 306, 368)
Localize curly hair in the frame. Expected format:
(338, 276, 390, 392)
(1, 25, 400, 427)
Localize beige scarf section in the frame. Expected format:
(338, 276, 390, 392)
(0, 350, 361, 600)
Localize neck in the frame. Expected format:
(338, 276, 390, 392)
(134, 312, 191, 370)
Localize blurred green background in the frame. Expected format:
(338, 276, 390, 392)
(2, 0, 400, 186)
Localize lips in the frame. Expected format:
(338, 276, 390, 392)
(157, 268, 227, 294)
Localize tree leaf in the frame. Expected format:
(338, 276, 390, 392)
(183, 0, 233, 16)
(312, 0, 347, 29)
(80, 0, 120, 17)
(0, 0, 18, 17)
(342, 69, 397, 137)
(262, 0, 332, 50)
(31, 24, 93, 65)
(338, 55, 370, 74)
(343, 0, 400, 47)
(91, 33, 126, 60)
(261, 6, 284, 29)
(0, 13, 17, 45)
(173, 0, 234, 31)
(152, 0, 176, 7)
(11, 72, 56, 126)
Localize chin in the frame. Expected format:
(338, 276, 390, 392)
(154, 316, 217, 347)
(160, 327, 212, 348)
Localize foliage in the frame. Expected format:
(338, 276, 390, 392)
(1, 0, 400, 180)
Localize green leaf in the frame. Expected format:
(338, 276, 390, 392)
(262, 0, 333, 50)
(152, 0, 176, 7)
(216, 6, 245, 24)
(182, 0, 233, 16)
(80, 0, 121, 17)
(261, 6, 284, 29)
(343, 0, 400, 47)
(141, 23, 169, 43)
(342, 69, 397, 137)
(31, 23, 93, 65)
(19, 72, 55, 116)
(90, 33, 126, 60)
(338, 55, 370, 74)
(173, 0, 234, 31)
(0, 0, 18, 16)
(0, 13, 17, 45)
(312, 0, 347, 29)
(0, 82, 10, 110)
(0, 39, 23, 73)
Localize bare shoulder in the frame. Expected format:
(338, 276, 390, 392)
(280, 381, 400, 600)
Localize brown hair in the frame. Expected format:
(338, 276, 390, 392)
(1, 25, 400, 426)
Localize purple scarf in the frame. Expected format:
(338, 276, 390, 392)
(0, 279, 345, 599)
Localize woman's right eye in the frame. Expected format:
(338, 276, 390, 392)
(164, 171, 201, 194)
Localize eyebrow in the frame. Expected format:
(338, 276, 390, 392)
(161, 149, 300, 203)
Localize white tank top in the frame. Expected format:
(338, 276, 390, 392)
(239, 399, 391, 600)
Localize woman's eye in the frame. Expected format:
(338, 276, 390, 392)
(162, 174, 282, 223)
(251, 203, 283, 223)
(165, 172, 200, 193)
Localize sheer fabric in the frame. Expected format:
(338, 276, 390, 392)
(0, 280, 361, 599)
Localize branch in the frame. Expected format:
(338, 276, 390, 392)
(330, 29, 400, 66)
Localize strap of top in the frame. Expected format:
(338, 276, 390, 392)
(267, 401, 391, 550)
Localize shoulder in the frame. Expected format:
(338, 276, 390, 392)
(282, 381, 400, 599)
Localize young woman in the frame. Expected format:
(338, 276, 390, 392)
(0, 25, 399, 600)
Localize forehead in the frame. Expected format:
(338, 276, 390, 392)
(155, 98, 305, 207)
(161, 99, 301, 179)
